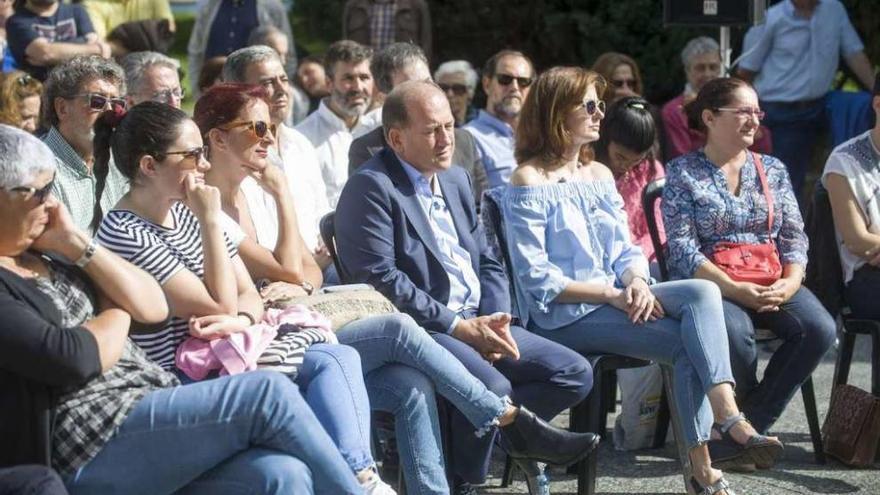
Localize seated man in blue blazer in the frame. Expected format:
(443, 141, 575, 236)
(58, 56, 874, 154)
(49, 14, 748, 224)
(336, 80, 596, 493)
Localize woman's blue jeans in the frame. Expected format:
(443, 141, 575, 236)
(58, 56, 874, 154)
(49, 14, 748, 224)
(722, 286, 836, 433)
(337, 313, 509, 495)
(64, 371, 363, 494)
(529, 279, 734, 448)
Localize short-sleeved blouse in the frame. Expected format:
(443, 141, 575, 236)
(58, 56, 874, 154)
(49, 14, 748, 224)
(661, 151, 808, 280)
(501, 180, 649, 330)
(96, 202, 239, 369)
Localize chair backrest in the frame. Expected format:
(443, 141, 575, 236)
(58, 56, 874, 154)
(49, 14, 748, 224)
(641, 178, 668, 281)
(319, 212, 347, 282)
(480, 189, 521, 320)
(804, 181, 845, 316)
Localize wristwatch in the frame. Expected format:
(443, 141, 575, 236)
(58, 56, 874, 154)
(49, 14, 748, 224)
(300, 281, 315, 295)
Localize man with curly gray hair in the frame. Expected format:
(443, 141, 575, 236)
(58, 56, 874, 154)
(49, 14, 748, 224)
(41, 55, 129, 233)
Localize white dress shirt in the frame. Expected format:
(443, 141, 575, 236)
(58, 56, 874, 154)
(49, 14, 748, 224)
(295, 99, 382, 207)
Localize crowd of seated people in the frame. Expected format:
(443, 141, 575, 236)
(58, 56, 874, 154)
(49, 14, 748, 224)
(0, 3, 878, 493)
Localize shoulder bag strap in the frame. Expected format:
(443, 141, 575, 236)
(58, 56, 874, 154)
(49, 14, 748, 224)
(751, 152, 774, 240)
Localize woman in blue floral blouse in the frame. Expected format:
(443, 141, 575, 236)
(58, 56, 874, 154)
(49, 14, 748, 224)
(661, 78, 836, 442)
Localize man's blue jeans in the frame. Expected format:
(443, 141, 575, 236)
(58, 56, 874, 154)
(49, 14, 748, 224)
(761, 98, 826, 200)
(529, 280, 734, 448)
(64, 371, 363, 494)
(337, 313, 510, 495)
(722, 287, 836, 433)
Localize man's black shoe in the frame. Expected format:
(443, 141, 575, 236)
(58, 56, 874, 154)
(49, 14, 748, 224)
(500, 406, 600, 467)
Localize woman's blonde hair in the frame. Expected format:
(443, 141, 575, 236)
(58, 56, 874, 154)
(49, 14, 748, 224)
(0, 71, 42, 129)
(515, 66, 606, 166)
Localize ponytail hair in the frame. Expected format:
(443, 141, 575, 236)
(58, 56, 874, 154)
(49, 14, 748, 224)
(593, 96, 656, 165)
(683, 77, 751, 132)
(91, 101, 190, 231)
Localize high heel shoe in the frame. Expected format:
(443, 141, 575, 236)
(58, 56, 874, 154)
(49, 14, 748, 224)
(708, 413, 783, 470)
(690, 475, 737, 495)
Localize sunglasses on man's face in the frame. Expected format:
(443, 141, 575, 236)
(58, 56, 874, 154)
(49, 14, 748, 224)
(219, 120, 277, 139)
(439, 83, 469, 96)
(611, 78, 637, 89)
(494, 73, 534, 88)
(72, 93, 127, 112)
(6, 178, 55, 204)
(582, 99, 606, 116)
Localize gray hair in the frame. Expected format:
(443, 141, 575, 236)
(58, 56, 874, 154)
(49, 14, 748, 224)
(681, 36, 720, 69)
(434, 60, 478, 95)
(247, 25, 287, 48)
(222, 45, 282, 83)
(0, 124, 58, 189)
(121, 51, 180, 96)
(42, 55, 126, 128)
(371, 42, 428, 94)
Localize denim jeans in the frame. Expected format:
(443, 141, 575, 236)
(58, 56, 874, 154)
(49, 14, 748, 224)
(296, 343, 374, 473)
(434, 317, 592, 483)
(337, 313, 509, 495)
(529, 279, 734, 448)
(0, 465, 68, 495)
(722, 286, 836, 433)
(845, 265, 880, 319)
(64, 371, 363, 495)
(761, 98, 826, 199)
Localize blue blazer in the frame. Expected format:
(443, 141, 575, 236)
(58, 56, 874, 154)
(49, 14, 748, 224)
(335, 148, 511, 333)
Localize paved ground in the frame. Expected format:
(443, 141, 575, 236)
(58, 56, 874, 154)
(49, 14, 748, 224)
(474, 333, 879, 495)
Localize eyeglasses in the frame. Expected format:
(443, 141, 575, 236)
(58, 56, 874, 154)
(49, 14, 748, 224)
(582, 99, 606, 116)
(149, 87, 185, 103)
(439, 83, 469, 96)
(611, 78, 637, 89)
(163, 145, 209, 163)
(71, 93, 127, 112)
(218, 120, 277, 139)
(715, 107, 765, 120)
(5, 177, 54, 204)
(495, 73, 534, 88)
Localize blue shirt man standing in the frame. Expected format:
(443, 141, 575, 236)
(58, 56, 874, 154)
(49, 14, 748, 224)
(736, 0, 874, 199)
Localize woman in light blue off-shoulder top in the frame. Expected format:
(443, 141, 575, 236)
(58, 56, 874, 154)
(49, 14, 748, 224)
(501, 67, 782, 495)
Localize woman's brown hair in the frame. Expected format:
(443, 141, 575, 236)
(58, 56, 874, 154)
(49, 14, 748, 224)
(0, 71, 42, 129)
(515, 66, 606, 165)
(591, 52, 643, 103)
(683, 77, 752, 132)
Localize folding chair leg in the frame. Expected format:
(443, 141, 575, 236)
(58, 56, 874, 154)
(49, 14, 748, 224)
(872, 330, 880, 397)
(800, 377, 825, 464)
(500, 455, 515, 487)
(578, 367, 605, 495)
(833, 331, 857, 387)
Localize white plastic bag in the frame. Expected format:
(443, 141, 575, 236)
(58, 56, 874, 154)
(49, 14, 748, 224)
(613, 363, 665, 450)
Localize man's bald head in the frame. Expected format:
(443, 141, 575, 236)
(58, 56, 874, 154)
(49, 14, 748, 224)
(383, 80, 456, 175)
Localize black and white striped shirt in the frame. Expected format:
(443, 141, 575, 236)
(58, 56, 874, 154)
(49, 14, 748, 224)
(96, 202, 238, 370)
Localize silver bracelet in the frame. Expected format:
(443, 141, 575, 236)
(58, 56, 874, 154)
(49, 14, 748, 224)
(74, 238, 98, 268)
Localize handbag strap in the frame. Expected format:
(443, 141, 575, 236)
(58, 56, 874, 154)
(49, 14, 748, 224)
(751, 152, 774, 239)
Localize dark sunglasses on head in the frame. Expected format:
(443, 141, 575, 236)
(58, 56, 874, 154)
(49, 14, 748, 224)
(17, 73, 33, 86)
(163, 145, 209, 162)
(72, 93, 127, 112)
(495, 74, 534, 88)
(582, 99, 606, 116)
(6, 178, 55, 204)
(439, 83, 469, 96)
(219, 120, 277, 139)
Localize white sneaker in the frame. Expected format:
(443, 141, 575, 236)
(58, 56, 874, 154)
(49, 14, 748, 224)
(361, 472, 397, 495)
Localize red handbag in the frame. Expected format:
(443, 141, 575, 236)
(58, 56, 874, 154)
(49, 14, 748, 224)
(710, 153, 783, 286)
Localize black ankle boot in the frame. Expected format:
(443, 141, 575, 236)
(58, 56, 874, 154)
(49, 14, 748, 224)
(500, 406, 600, 467)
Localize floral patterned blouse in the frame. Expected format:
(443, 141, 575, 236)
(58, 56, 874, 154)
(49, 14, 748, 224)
(661, 150, 808, 279)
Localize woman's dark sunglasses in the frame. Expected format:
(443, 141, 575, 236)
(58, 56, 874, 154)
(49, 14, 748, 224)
(163, 146, 209, 163)
(494, 74, 534, 88)
(582, 99, 606, 116)
(72, 93, 127, 112)
(6, 178, 55, 204)
(219, 120, 277, 139)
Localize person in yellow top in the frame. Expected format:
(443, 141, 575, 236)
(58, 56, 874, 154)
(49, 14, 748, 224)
(82, 0, 175, 42)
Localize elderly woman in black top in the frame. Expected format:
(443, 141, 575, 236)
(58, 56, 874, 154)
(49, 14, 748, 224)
(0, 124, 362, 494)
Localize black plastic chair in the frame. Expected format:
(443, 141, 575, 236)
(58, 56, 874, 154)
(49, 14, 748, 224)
(642, 178, 826, 464)
(319, 212, 347, 283)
